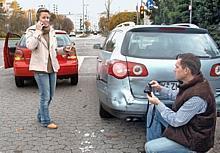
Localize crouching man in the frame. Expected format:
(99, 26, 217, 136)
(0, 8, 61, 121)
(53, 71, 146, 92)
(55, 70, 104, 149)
(145, 53, 216, 153)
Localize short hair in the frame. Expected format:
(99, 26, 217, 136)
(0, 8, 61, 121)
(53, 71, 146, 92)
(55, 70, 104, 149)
(36, 8, 50, 21)
(176, 53, 201, 75)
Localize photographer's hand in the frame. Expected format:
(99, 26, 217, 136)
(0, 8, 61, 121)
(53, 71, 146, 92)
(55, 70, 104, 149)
(150, 80, 162, 91)
(147, 92, 160, 105)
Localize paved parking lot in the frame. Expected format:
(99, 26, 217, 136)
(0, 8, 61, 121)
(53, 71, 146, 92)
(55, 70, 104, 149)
(0, 58, 147, 153)
(0, 38, 220, 153)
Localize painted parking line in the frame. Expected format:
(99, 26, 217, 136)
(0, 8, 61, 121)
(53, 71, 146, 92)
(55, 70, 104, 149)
(78, 56, 97, 71)
(78, 56, 85, 71)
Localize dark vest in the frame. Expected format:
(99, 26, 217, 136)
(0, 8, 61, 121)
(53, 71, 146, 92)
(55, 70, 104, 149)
(163, 73, 216, 152)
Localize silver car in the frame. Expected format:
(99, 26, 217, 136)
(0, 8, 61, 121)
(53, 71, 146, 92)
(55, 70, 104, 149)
(95, 24, 220, 119)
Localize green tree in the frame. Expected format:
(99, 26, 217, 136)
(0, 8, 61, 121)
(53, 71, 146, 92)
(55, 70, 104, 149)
(153, 0, 220, 44)
(194, 0, 220, 44)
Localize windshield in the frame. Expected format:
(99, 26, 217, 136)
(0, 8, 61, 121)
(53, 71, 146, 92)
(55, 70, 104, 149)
(125, 32, 220, 59)
(56, 33, 72, 47)
(19, 33, 72, 48)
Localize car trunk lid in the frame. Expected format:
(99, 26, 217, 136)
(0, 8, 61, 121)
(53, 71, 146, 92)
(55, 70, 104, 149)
(125, 57, 177, 99)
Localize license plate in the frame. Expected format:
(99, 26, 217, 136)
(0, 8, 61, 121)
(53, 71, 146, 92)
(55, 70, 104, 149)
(159, 81, 178, 90)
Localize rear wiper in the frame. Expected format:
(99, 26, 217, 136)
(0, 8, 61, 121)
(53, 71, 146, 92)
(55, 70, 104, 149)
(196, 55, 211, 58)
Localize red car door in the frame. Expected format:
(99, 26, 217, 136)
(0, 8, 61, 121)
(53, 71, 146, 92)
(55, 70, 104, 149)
(3, 32, 21, 69)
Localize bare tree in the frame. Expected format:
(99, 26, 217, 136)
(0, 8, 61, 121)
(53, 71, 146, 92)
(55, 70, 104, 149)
(62, 17, 74, 34)
(105, 0, 112, 21)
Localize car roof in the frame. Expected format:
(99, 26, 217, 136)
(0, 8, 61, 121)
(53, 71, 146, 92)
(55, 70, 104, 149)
(55, 30, 67, 34)
(112, 24, 208, 34)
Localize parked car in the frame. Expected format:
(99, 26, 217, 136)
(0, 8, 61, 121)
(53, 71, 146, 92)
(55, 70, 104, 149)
(69, 31, 76, 37)
(3, 30, 78, 87)
(95, 24, 220, 119)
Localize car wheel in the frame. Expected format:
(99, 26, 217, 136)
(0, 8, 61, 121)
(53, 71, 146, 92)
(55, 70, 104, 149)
(15, 77, 24, 87)
(99, 102, 114, 118)
(70, 74, 78, 85)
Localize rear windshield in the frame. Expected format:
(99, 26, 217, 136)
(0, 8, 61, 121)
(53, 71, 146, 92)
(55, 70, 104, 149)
(123, 32, 220, 59)
(19, 33, 72, 48)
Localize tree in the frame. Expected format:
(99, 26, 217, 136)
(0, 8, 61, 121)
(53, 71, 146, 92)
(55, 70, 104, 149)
(10, 0, 22, 12)
(7, 0, 28, 34)
(194, 0, 220, 44)
(0, 7, 6, 37)
(98, 11, 137, 34)
(153, 0, 220, 44)
(105, 0, 112, 21)
(109, 12, 136, 30)
(50, 14, 74, 32)
(98, 16, 109, 35)
(62, 17, 74, 34)
(84, 20, 91, 32)
(8, 10, 28, 34)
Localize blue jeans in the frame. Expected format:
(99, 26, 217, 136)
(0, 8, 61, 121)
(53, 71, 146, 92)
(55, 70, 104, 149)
(34, 72, 57, 126)
(145, 105, 194, 153)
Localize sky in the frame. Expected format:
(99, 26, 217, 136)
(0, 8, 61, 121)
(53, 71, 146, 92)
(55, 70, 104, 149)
(14, 0, 144, 29)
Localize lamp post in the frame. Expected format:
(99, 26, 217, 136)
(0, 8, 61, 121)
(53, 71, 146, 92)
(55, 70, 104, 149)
(82, 0, 85, 30)
(84, 4, 89, 20)
(189, 0, 192, 24)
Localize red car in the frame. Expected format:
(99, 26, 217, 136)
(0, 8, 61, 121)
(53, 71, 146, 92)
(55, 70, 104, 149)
(3, 30, 78, 87)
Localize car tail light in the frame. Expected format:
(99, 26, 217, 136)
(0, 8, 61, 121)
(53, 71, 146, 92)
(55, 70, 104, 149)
(14, 50, 24, 61)
(67, 54, 77, 60)
(210, 64, 220, 77)
(108, 60, 148, 79)
(159, 27, 186, 32)
(62, 49, 77, 60)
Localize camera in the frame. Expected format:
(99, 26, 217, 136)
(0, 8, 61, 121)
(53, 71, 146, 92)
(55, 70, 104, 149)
(144, 83, 153, 96)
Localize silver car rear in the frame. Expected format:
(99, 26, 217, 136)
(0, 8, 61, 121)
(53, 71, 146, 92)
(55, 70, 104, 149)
(96, 25, 220, 119)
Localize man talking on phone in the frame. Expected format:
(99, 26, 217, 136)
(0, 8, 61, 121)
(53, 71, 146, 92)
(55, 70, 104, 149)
(145, 53, 216, 152)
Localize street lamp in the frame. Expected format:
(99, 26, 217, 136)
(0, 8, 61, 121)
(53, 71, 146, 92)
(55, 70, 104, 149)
(189, 0, 192, 24)
(82, 0, 85, 31)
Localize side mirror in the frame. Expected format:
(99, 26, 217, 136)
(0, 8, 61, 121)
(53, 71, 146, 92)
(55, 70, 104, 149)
(93, 43, 102, 49)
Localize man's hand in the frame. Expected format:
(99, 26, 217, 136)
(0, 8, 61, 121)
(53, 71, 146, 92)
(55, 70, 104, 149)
(149, 80, 162, 91)
(147, 92, 160, 105)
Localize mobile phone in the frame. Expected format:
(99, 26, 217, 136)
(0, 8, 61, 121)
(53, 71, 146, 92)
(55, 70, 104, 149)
(42, 24, 46, 29)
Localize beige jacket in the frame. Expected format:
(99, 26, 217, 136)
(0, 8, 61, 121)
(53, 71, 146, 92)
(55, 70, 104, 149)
(25, 25, 60, 72)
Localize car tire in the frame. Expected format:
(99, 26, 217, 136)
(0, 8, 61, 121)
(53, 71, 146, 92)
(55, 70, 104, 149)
(15, 77, 24, 87)
(70, 74, 78, 85)
(99, 102, 114, 118)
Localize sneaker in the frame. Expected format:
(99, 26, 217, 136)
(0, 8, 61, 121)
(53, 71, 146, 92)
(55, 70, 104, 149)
(47, 123, 58, 129)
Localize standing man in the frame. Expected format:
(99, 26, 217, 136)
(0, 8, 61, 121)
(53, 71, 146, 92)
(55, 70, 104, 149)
(145, 53, 216, 152)
(25, 8, 60, 129)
